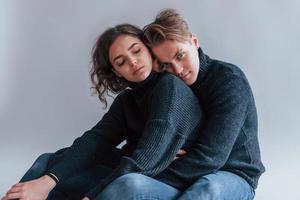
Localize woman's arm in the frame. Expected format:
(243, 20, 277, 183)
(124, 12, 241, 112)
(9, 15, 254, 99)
(46, 92, 127, 181)
(86, 74, 203, 199)
(2, 92, 127, 200)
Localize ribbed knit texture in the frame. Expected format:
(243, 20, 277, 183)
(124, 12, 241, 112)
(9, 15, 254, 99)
(45, 73, 203, 199)
(155, 49, 265, 191)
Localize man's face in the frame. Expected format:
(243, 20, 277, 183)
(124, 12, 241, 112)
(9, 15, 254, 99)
(151, 36, 200, 85)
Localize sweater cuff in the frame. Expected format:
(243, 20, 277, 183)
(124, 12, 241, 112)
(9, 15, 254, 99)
(45, 172, 59, 184)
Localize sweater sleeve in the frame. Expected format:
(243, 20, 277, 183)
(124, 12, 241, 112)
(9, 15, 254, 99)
(45, 93, 126, 181)
(86, 74, 203, 199)
(158, 73, 252, 187)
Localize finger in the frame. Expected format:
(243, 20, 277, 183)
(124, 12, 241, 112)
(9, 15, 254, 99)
(11, 183, 23, 190)
(177, 150, 187, 155)
(6, 192, 21, 199)
(8, 186, 21, 193)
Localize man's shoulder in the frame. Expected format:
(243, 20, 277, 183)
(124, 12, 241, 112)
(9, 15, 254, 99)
(209, 59, 247, 80)
(199, 58, 252, 95)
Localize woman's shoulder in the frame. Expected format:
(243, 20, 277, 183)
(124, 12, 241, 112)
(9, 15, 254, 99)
(154, 72, 188, 91)
(111, 88, 133, 102)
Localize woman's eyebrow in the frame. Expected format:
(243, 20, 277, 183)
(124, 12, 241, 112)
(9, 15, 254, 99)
(113, 55, 123, 63)
(127, 43, 138, 50)
(113, 43, 139, 62)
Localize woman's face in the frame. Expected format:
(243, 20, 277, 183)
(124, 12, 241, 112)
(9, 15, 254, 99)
(109, 35, 153, 83)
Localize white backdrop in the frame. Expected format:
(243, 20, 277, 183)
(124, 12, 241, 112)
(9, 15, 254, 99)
(1, 0, 299, 199)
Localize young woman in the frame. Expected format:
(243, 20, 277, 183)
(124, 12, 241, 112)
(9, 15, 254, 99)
(2, 24, 203, 200)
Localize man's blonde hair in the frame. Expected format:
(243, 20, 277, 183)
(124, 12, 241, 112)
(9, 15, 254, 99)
(143, 9, 192, 47)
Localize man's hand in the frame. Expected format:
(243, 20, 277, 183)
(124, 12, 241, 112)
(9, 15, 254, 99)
(174, 149, 187, 160)
(2, 175, 56, 200)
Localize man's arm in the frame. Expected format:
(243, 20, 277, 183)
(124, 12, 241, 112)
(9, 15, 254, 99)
(159, 72, 253, 187)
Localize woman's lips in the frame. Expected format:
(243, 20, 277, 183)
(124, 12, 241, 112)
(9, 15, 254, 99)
(134, 66, 144, 74)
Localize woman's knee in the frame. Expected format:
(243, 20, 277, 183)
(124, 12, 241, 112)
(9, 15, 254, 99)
(20, 153, 53, 182)
(31, 153, 53, 170)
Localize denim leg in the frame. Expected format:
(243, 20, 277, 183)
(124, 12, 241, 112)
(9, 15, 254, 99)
(50, 163, 115, 200)
(177, 171, 255, 200)
(95, 173, 181, 200)
(52, 148, 122, 199)
(19, 150, 120, 200)
(20, 153, 53, 182)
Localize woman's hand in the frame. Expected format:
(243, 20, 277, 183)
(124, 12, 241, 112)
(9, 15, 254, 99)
(2, 175, 56, 200)
(174, 149, 187, 160)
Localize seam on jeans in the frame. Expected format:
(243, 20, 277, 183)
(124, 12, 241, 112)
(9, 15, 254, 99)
(135, 194, 161, 200)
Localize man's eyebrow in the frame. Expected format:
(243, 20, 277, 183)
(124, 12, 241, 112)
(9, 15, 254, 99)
(173, 49, 183, 59)
(113, 43, 139, 62)
(159, 48, 182, 64)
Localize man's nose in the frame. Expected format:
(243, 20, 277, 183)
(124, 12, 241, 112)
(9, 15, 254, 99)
(172, 63, 183, 76)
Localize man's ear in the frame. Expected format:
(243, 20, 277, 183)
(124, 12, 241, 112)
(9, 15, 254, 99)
(112, 69, 123, 78)
(191, 34, 200, 48)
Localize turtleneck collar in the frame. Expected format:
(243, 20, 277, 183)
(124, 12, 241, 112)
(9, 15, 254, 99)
(128, 48, 210, 92)
(191, 48, 211, 89)
(129, 72, 159, 92)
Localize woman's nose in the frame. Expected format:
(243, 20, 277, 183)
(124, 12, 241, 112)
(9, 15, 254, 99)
(130, 59, 138, 68)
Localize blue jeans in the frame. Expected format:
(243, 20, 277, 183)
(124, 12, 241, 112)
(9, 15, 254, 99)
(96, 171, 254, 200)
(20, 150, 121, 200)
(95, 173, 180, 200)
(177, 171, 255, 200)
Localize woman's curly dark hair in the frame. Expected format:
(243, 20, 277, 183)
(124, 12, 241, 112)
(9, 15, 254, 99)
(90, 24, 144, 107)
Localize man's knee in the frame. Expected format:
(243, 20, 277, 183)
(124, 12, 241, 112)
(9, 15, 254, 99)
(112, 173, 147, 190)
(179, 176, 221, 200)
(199, 176, 221, 199)
(96, 173, 147, 200)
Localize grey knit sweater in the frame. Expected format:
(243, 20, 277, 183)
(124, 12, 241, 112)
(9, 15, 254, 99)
(45, 73, 203, 199)
(155, 49, 265, 191)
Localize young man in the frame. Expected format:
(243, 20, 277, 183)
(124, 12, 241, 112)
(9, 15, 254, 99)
(145, 8, 265, 199)
(99, 9, 265, 200)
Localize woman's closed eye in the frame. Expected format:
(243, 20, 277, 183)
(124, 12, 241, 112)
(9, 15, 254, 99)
(133, 49, 141, 54)
(116, 59, 125, 67)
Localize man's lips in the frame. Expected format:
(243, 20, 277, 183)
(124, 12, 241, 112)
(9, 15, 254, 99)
(181, 71, 191, 79)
